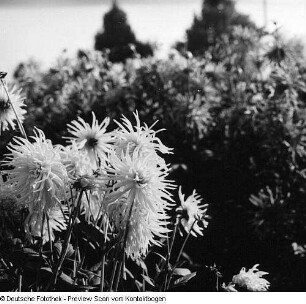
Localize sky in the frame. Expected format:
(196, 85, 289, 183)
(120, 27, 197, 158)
(0, 0, 305, 76)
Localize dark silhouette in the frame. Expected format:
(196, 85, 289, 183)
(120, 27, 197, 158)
(186, 0, 257, 54)
(94, 0, 153, 62)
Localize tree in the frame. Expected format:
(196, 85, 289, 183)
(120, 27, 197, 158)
(94, 1, 153, 62)
(186, 0, 257, 54)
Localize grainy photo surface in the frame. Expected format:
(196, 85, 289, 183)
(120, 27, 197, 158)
(0, 0, 306, 293)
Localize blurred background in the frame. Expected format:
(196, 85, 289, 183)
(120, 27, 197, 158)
(1, 0, 306, 292)
(0, 0, 305, 76)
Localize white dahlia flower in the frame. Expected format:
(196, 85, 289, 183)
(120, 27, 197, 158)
(105, 148, 174, 211)
(59, 142, 94, 180)
(0, 85, 26, 133)
(66, 112, 113, 166)
(232, 264, 270, 291)
(4, 129, 68, 213)
(177, 186, 209, 237)
(104, 148, 174, 259)
(113, 112, 171, 167)
(108, 193, 169, 260)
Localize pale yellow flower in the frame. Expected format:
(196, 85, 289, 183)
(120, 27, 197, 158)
(4, 129, 68, 214)
(222, 282, 238, 292)
(105, 148, 174, 212)
(113, 111, 171, 168)
(232, 264, 270, 291)
(108, 193, 169, 260)
(66, 112, 113, 166)
(104, 148, 174, 259)
(59, 142, 94, 180)
(177, 186, 209, 237)
(0, 85, 26, 133)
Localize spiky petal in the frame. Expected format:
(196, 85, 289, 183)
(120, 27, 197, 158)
(232, 264, 270, 291)
(0, 85, 26, 133)
(177, 186, 209, 237)
(3, 129, 68, 214)
(66, 112, 113, 166)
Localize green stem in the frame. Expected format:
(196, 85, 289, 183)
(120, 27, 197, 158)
(157, 217, 179, 290)
(46, 213, 53, 264)
(18, 269, 22, 292)
(113, 190, 136, 291)
(142, 268, 145, 292)
(165, 220, 196, 291)
(36, 212, 46, 291)
(45, 190, 84, 291)
(109, 261, 118, 291)
(99, 217, 108, 292)
(113, 260, 123, 292)
(99, 254, 106, 292)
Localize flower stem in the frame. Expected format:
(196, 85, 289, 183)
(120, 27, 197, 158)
(113, 190, 136, 291)
(99, 254, 106, 292)
(109, 261, 118, 291)
(165, 220, 196, 291)
(45, 190, 84, 291)
(18, 269, 22, 292)
(114, 260, 123, 291)
(157, 217, 179, 291)
(46, 213, 53, 264)
(99, 217, 108, 292)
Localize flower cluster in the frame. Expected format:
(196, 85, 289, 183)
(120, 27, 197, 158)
(2, 108, 175, 260)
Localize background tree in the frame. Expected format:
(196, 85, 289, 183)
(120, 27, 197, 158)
(186, 0, 257, 54)
(94, 0, 153, 62)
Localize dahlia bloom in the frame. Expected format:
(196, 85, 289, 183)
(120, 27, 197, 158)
(4, 129, 68, 214)
(0, 85, 26, 133)
(177, 186, 209, 237)
(24, 205, 67, 244)
(108, 193, 169, 260)
(232, 264, 270, 291)
(222, 282, 238, 292)
(104, 148, 174, 259)
(59, 142, 94, 180)
(113, 112, 171, 167)
(66, 112, 113, 165)
(105, 148, 174, 211)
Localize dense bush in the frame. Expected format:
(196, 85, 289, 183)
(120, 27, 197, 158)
(1, 26, 306, 291)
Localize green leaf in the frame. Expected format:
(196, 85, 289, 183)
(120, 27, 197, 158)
(141, 274, 155, 287)
(59, 272, 74, 285)
(124, 266, 134, 280)
(172, 272, 197, 288)
(22, 248, 39, 257)
(152, 252, 166, 261)
(173, 268, 192, 276)
(155, 263, 161, 274)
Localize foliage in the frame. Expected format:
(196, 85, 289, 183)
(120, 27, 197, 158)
(1, 26, 306, 291)
(185, 0, 257, 54)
